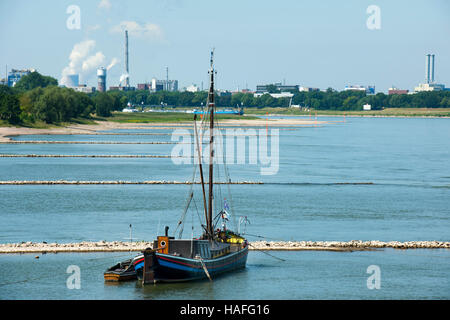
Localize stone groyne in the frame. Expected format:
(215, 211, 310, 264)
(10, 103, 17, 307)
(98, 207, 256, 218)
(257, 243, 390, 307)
(0, 240, 448, 254)
(0, 154, 180, 158)
(1, 141, 177, 144)
(0, 180, 263, 185)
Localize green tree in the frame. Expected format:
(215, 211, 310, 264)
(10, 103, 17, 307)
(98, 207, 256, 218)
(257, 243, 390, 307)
(440, 96, 450, 108)
(0, 91, 21, 124)
(14, 71, 58, 91)
(95, 92, 114, 117)
(343, 96, 359, 110)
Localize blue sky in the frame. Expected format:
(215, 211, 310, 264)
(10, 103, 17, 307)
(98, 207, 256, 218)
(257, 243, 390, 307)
(1, 0, 449, 92)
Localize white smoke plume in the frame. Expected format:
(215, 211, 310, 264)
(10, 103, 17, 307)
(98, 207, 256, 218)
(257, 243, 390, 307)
(61, 40, 95, 83)
(119, 73, 129, 86)
(107, 57, 120, 71)
(82, 52, 105, 73)
(60, 40, 109, 87)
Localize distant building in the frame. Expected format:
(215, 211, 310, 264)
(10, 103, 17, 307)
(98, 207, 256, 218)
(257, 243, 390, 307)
(137, 83, 150, 90)
(97, 68, 106, 93)
(299, 87, 320, 92)
(150, 78, 178, 92)
(254, 92, 294, 99)
(7, 68, 35, 87)
(388, 87, 409, 95)
(109, 86, 135, 92)
(256, 83, 299, 93)
(65, 74, 79, 88)
(414, 53, 446, 92)
(344, 85, 375, 94)
(73, 85, 96, 93)
(185, 84, 200, 93)
(363, 104, 372, 111)
(414, 83, 445, 92)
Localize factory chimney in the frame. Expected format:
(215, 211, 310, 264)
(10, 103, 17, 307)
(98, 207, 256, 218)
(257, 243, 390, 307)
(431, 54, 435, 83)
(426, 54, 431, 84)
(97, 67, 106, 92)
(166, 66, 169, 91)
(125, 30, 129, 87)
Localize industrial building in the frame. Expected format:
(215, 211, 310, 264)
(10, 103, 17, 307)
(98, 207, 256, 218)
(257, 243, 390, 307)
(65, 74, 79, 88)
(254, 91, 294, 98)
(109, 86, 135, 92)
(344, 85, 375, 94)
(184, 84, 200, 93)
(256, 83, 299, 93)
(414, 53, 446, 92)
(149, 78, 178, 92)
(97, 68, 106, 92)
(73, 84, 96, 93)
(299, 87, 320, 92)
(6, 68, 35, 87)
(388, 87, 409, 95)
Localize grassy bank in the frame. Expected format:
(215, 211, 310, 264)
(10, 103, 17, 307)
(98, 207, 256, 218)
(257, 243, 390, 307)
(0, 112, 258, 128)
(244, 107, 450, 117)
(0, 117, 100, 129)
(103, 111, 260, 123)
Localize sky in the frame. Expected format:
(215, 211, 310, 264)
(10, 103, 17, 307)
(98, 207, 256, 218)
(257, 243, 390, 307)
(0, 0, 449, 93)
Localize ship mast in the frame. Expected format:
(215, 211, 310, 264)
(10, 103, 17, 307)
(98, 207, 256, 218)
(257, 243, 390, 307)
(207, 49, 215, 239)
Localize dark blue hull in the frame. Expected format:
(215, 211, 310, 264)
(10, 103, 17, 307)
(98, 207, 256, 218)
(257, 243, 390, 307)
(133, 246, 248, 283)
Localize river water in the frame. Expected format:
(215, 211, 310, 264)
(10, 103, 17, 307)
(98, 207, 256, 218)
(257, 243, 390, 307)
(0, 117, 449, 299)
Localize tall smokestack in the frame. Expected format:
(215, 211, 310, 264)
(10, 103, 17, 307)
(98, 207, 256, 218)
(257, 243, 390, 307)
(97, 67, 106, 92)
(426, 54, 431, 84)
(166, 66, 169, 91)
(431, 54, 435, 83)
(125, 30, 129, 87)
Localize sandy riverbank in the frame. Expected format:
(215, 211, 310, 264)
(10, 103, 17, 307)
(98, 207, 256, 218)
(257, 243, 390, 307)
(0, 118, 325, 143)
(1, 240, 448, 254)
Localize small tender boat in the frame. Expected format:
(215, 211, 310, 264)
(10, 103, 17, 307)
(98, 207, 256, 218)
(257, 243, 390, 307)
(103, 258, 137, 282)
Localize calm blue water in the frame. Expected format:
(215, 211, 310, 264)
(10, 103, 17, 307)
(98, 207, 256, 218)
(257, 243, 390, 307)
(0, 117, 449, 299)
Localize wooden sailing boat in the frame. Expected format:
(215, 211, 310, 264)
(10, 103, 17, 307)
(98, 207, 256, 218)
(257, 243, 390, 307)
(105, 50, 248, 284)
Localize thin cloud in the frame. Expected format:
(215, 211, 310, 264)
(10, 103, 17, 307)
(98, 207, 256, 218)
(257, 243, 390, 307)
(98, 0, 112, 10)
(110, 20, 163, 39)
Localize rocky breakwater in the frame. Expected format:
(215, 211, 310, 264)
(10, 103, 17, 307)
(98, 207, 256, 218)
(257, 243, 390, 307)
(250, 240, 450, 251)
(1, 240, 449, 254)
(0, 241, 154, 254)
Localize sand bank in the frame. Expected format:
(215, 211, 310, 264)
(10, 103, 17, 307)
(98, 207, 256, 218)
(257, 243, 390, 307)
(0, 118, 324, 142)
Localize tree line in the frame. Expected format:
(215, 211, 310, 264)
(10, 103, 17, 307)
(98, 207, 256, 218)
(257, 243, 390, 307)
(1, 72, 449, 125)
(0, 71, 120, 124)
(105, 87, 450, 110)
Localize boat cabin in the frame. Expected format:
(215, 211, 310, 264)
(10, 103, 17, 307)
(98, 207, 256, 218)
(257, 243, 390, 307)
(153, 237, 232, 259)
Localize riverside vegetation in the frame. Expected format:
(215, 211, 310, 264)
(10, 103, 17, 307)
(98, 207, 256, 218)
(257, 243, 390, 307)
(1, 71, 450, 126)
